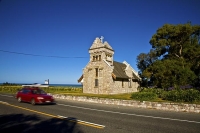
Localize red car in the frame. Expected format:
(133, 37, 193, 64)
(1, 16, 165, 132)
(16, 86, 55, 105)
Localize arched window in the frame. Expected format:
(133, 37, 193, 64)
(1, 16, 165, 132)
(95, 68, 99, 87)
(95, 68, 98, 77)
(93, 56, 95, 61)
(99, 55, 101, 61)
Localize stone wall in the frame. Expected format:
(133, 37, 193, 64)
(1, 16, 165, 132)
(50, 94, 200, 113)
(83, 60, 114, 94)
(111, 80, 138, 94)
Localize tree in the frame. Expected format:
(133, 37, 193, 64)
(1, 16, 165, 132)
(136, 49, 158, 86)
(137, 23, 200, 88)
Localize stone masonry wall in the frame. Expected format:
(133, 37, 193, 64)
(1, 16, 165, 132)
(83, 60, 139, 94)
(111, 80, 132, 94)
(50, 94, 200, 113)
(124, 63, 139, 92)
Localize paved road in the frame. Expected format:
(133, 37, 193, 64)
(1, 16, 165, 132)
(0, 94, 200, 133)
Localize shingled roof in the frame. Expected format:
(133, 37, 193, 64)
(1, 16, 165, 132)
(112, 61, 129, 79)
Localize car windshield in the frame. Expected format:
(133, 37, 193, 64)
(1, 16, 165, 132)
(32, 89, 46, 94)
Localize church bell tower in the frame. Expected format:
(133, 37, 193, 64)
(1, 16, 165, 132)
(89, 36, 114, 66)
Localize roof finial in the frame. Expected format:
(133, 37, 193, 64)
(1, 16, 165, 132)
(100, 36, 104, 43)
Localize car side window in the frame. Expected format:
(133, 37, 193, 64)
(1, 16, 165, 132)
(22, 89, 30, 94)
(22, 89, 26, 94)
(32, 90, 38, 94)
(27, 90, 31, 94)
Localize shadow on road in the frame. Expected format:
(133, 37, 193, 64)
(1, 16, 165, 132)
(0, 113, 84, 133)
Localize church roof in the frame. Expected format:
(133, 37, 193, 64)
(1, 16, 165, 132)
(112, 61, 129, 79)
(77, 74, 83, 83)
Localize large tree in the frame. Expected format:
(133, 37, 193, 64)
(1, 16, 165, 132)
(136, 50, 158, 86)
(137, 23, 200, 88)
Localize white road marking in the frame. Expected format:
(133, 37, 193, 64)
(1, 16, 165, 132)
(57, 103, 200, 124)
(0, 94, 13, 97)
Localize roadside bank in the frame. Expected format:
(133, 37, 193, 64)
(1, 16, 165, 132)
(50, 94, 200, 113)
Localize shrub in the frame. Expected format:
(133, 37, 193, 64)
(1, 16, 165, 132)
(163, 89, 200, 103)
(164, 90, 184, 102)
(140, 88, 165, 98)
(182, 89, 200, 102)
(131, 92, 157, 101)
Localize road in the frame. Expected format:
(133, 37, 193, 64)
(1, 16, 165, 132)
(0, 94, 200, 133)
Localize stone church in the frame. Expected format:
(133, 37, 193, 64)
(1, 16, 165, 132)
(78, 37, 141, 94)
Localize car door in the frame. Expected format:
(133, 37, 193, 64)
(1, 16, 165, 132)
(25, 89, 33, 102)
(19, 89, 27, 101)
(21, 89, 31, 102)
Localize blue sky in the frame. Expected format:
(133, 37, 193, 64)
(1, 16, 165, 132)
(0, 0, 199, 84)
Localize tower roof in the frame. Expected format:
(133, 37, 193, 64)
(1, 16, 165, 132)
(89, 37, 113, 51)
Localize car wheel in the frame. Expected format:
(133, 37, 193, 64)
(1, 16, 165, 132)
(17, 97, 21, 102)
(31, 98, 35, 105)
